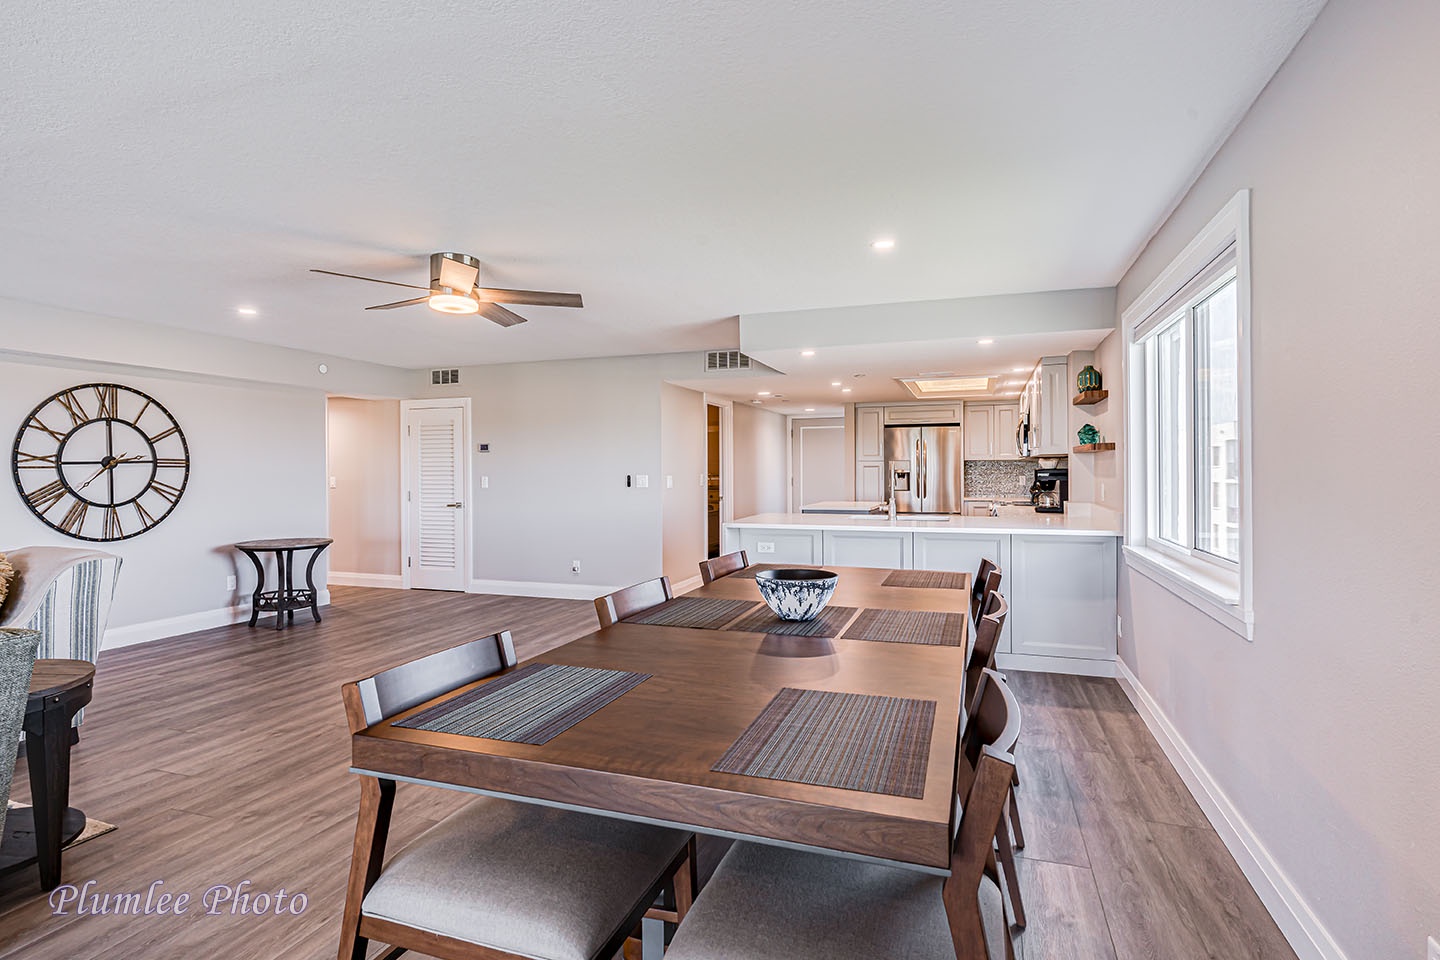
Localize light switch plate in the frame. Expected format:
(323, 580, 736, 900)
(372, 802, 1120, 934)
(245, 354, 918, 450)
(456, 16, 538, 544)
(756, 541, 776, 554)
(480, 475, 489, 489)
(636, 475, 650, 488)
(329, 476, 337, 489)
(665, 475, 673, 488)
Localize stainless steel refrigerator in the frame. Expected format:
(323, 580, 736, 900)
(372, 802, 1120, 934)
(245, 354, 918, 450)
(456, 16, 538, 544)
(884, 425, 962, 513)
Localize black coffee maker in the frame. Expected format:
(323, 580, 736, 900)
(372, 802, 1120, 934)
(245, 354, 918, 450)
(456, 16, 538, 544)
(1031, 468, 1069, 514)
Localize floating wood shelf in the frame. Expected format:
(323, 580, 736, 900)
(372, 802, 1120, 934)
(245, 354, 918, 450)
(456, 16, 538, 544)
(1072, 390, 1109, 406)
(1072, 442, 1116, 453)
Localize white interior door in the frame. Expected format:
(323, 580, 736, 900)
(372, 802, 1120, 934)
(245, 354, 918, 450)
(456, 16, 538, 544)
(405, 404, 468, 591)
(792, 420, 846, 508)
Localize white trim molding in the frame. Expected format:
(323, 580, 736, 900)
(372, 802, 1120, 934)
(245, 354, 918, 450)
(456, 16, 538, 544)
(103, 592, 333, 651)
(327, 571, 406, 589)
(1116, 659, 1348, 960)
(468, 579, 618, 602)
(995, 653, 1116, 678)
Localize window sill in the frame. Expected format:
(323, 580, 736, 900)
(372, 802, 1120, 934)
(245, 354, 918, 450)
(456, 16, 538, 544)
(1122, 544, 1254, 641)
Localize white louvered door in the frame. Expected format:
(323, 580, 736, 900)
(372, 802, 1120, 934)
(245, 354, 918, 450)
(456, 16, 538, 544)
(405, 405, 467, 591)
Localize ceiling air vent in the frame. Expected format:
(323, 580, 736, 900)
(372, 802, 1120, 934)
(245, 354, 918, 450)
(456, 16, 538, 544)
(431, 368, 460, 386)
(705, 350, 752, 371)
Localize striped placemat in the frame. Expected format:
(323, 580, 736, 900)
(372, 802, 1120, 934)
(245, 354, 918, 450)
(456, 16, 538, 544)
(394, 663, 649, 745)
(713, 688, 935, 798)
(842, 608, 966, 646)
(623, 596, 761, 629)
(725, 604, 857, 638)
(881, 569, 966, 590)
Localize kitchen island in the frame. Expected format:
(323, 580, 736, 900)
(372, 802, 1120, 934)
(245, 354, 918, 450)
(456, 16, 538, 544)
(723, 510, 1122, 676)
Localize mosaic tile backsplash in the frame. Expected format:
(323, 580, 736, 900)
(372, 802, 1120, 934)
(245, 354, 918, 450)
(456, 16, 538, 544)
(964, 459, 1063, 498)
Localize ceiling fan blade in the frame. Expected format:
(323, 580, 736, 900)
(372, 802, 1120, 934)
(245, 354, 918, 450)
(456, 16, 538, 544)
(480, 303, 527, 327)
(311, 268, 432, 291)
(365, 297, 431, 310)
(437, 258, 479, 293)
(474, 287, 583, 308)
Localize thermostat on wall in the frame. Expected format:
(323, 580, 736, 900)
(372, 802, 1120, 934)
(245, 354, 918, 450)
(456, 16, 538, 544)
(477, 443, 490, 453)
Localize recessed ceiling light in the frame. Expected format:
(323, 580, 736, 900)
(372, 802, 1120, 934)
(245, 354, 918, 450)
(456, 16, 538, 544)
(804, 408, 815, 412)
(757, 391, 771, 396)
(871, 238, 896, 251)
(428, 293, 480, 315)
(237, 306, 257, 316)
(801, 349, 816, 357)
(978, 338, 995, 345)
(841, 388, 852, 393)
(899, 376, 992, 397)
(1013, 366, 1027, 373)
(831, 381, 842, 387)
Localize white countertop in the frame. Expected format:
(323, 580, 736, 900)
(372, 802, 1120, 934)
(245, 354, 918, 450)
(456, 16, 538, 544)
(727, 510, 1122, 537)
(799, 500, 885, 513)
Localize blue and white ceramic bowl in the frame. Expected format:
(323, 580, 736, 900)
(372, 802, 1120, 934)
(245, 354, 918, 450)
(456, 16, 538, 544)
(754, 569, 839, 621)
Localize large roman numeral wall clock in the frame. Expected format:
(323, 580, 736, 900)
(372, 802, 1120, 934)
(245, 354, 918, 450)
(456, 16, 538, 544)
(11, 383, 190, 542)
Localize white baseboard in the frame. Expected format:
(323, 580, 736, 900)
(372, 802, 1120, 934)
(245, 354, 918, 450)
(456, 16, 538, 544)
(995, 653, 1117, 677)
(468, 579, 619, 601)
(1115, 659, 1346, 960)
(103, 591, 333, 651)
(328, 571, 405, 589)
(671, 575, 704, 595)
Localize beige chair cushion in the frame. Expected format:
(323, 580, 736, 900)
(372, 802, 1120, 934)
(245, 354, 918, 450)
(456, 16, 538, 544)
(665, 841, 1009, 960)
(362, 797, 690, 960)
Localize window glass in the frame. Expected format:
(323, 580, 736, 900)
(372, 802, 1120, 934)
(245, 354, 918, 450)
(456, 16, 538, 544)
(1193, 277, 1240, 561)
(1154, 318, 1186, 546)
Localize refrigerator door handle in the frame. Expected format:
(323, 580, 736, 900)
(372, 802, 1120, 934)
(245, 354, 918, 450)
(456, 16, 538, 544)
(919, 437, 928, 502)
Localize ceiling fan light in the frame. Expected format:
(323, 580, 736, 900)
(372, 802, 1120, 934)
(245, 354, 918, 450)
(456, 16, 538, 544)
(428, 293, 480, 315)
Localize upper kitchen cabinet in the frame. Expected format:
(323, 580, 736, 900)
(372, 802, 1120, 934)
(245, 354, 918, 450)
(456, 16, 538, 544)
(962, 401, 1021, 460)
(883, 403, 962, 424)
(1027, 357, 1071, 457)
(856, 406, 884, 459)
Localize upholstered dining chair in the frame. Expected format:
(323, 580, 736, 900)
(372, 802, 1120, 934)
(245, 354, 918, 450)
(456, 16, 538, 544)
(594, 576, 674, 628)
(0, 547, 121, 732)
(0, 629, 42, 839)
(665, 667, 1022, 960)
(337, 632, 698, 960)
(698, 550, 748, 585)
(971, 559, 1002, 627)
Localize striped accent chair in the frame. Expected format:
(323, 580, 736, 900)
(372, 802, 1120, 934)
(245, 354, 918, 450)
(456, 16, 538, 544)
(1, 547, 121, 729)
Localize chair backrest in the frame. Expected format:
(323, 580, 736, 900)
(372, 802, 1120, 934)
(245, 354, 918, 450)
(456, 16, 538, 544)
(971, 560, 1002, 626)
(964, 593, 1008, 712)
(594, 576, 674, 628)
(698, 550, 748, 585)
(341, 631, 517, 733)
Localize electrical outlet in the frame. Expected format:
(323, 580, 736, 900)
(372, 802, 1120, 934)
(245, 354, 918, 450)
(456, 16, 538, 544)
(756, 541, 776, 554)
(1427, 935, 1439, 960)
(226, 575, 237, 591)
(480, 475, 489, 489)
(571, 560, 581, 574)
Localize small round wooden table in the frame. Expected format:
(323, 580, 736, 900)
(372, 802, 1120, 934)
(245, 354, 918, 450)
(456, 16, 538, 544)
(235, 538, 333, 630)
(0, 659, 95, 891)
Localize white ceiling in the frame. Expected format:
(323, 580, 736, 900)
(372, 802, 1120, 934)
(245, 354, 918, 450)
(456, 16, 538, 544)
(0, 0, 1325, 369)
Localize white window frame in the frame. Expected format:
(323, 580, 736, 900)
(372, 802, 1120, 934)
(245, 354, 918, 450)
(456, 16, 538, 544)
(1122, 190, 1254, 640)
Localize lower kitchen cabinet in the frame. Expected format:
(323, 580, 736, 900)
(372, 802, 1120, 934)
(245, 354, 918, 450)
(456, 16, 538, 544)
(914, 531, 1011, 651)
(1007, 535, 1117, 661)
(822, 529, 913, 568)
(728, 527, 823, 564)
(856, 461, 885, 501)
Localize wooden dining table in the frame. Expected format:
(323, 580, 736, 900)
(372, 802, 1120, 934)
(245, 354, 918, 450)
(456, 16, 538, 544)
(349, 564, 972, 873)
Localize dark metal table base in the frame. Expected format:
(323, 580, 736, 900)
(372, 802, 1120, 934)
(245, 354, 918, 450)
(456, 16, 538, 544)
(235, 540, 332, 630)
(0, 807, 87, 877)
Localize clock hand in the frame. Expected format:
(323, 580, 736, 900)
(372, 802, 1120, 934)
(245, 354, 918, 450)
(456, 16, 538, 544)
(75, 454, 145, 492)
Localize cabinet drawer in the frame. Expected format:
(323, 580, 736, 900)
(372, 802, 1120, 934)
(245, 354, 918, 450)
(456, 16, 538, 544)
(884, 403, 961, 424)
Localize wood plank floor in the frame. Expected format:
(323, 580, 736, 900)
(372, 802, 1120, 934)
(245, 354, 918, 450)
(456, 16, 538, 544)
(0, 587, 1296, 960)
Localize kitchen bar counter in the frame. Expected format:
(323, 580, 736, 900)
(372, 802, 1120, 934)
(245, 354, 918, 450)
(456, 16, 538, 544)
(721, 508, 1121, 676)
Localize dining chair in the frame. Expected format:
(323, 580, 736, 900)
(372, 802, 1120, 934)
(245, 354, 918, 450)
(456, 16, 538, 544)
(965, 593, 1009, 713)
(971, 559, 1003, 627)
(337, 632, 698, 960)
(698, 550, 748, 584)
(665, 667, 1021, 960)
(594, 576, 674, 628)
(963, 666, 1026, 931)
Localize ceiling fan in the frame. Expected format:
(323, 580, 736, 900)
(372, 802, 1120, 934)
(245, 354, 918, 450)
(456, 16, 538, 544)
(311, 252, 583, 327)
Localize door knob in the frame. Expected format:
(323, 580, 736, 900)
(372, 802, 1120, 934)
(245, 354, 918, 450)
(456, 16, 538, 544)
(445, 502, 464, 508)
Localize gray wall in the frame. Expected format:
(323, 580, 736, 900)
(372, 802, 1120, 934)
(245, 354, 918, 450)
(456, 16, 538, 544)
(0, 358, 328, 634)
(660, 384, 706, 584)
(1115, 1, 1440, 956)
(326, 398, 401, 576)
(731, 404, 788, 517)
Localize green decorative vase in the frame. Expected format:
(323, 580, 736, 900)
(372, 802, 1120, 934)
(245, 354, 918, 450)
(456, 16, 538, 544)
(1077, 424, 1100, 445)
(1077, 364, 1102, 393)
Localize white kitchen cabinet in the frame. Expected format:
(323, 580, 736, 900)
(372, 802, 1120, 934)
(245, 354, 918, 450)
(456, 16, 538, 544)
(962, 501, 992, 517)
(1006, 535, 1117, 660)
(884, 403, 961, 424)
(822, 530, 913, 568)
(1028, 357, 1071, 456)
(856, 406, 885, 459)
(731, 527, 823, 565)
(913, 531, 1012, 651)
(963, 401, 1021, 460)
(856, 461, 885, 501)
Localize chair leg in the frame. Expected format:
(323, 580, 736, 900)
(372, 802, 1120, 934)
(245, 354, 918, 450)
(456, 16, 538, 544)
(1007, 790, 1025, 850)
(994, 823, 1026, 930)
(674, 836, 697, 922)
(337, 777, 396, 960)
